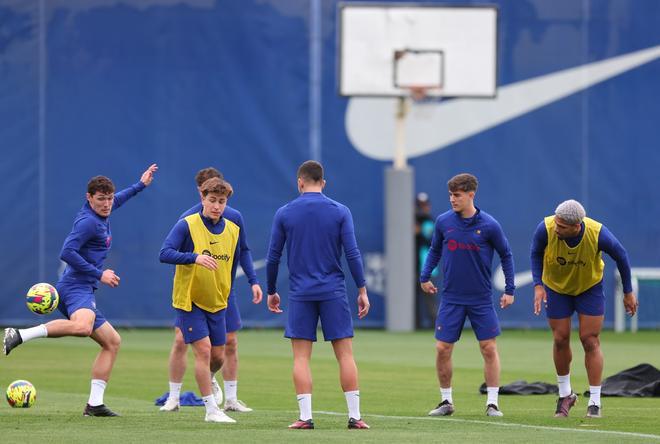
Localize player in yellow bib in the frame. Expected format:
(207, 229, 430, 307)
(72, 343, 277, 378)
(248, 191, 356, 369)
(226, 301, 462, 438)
(530, 200, 638, 419)
(159, 177, 239, 424)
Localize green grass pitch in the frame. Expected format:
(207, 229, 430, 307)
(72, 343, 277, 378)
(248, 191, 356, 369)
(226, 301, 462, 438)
(1, 329, 659, 443)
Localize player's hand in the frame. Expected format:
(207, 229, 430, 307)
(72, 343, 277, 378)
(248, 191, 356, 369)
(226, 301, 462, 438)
(500, 293, 514, 309)
(420, 281, 437, 294)
(623, 292, 639, 316)
(140, 163, 158, 186)
(357, 287, 370, 319)
(251, 284, 263, 304)
(267, 293, 283, 313)
(533, 285, 547, 315)
(100, 269, 120, 288)
(195, 254, 217, 270)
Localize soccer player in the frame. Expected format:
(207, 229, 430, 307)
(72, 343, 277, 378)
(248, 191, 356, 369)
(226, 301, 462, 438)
(420, 173, 515, 417)
(159, 177, 239, 423)
(266, 160, 370, 430)
(531, 199, 638, 418)
(159, 167, 262, 413)
(3, 164, 158, 417)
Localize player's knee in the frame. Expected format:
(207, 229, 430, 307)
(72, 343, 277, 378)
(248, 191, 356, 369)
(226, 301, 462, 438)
(553, 333, 570, 348)
(479, 341, 497, 358)
(224, 337, 238, 356)
(172, 337, 188, 355)
(107, 332, 122, 353)
(73, 322, 94, 337)
(580, 334, 600, 353)
(436, 342, 452, 357)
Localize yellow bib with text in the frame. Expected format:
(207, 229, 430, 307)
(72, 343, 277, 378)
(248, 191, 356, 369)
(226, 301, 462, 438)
(542, 216, 604, 296)
(172, 214, 239, 312)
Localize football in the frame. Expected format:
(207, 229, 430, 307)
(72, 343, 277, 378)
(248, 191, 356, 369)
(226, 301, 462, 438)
(26, 283, 59, 315)
(6, 380, 37, 408)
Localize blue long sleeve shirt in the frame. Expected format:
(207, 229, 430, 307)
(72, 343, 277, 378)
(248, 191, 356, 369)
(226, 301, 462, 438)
(58, 181, 146, 287)
(180, 203, 258, 286)
(420, 208, 515, 305)
(159, 211, 240, 285)
(266, 192, 366, 301)
(530, 221, 633, 294)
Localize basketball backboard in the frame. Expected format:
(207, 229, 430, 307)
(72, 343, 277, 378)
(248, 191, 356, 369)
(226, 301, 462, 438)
(338, 3, 498, 98)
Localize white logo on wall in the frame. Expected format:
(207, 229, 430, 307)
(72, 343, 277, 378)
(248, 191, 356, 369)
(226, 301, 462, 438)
(346, 45, 660, 160)
(363, 252, 386, 295)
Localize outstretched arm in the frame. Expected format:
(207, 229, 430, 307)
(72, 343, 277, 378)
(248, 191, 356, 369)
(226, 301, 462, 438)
(113, 163, 158, 209)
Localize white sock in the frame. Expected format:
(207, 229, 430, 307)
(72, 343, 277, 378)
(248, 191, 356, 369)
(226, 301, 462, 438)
(440, 387, 453, 404)
(344, 390, 361, 419)
(486, 386, 499, 406)
(588, 386, 601, 406)
(18, 324, 48, 342)
(88, 379, 107, 406)
(224, 380, 237, 401)
(557, 374, 572, 398)
(202, 395, 219, 414)
(297, 393, 312, 421)
(168, 382, 182, 401)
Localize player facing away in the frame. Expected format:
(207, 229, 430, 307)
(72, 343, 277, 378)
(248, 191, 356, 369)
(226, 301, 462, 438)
(159, 167, 262, 414)
(3, 164, 158, 417)
(266, 160, 371, 430)
(531, 199, 638, 418)
(420, 173, 515, 417)
(159, 177, 240, 424)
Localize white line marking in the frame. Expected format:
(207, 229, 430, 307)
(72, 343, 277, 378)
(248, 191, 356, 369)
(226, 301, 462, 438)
(314, 410, 660, 440)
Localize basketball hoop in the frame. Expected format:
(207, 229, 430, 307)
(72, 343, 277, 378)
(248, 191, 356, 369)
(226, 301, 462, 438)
(404, 85, 443, 103)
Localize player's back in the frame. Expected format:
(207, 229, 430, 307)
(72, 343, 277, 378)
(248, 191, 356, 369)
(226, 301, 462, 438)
(278, 192, 351, 299)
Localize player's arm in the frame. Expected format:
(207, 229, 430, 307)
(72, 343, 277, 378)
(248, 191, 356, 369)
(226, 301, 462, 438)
(266, 208, 286, 307)
(112, 163, 158, 210)
(420, 219, 443, 294)
(235, 212, 260, 287)
(59, 217, 103, 280)
(530, 221, 548, 315)
(490, 220, 515, 308)
(159, 219, 215, 270)
(339, 207, 370, 318)
(599, 226, 638, 315)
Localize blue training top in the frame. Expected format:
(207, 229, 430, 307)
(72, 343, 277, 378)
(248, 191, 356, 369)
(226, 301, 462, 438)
(58, 181, 146, 288)
(530, 220, 633, 294)
(266, 192, 366, 301)
(420, 208, 515, 305)
(180, 203, 258, 286)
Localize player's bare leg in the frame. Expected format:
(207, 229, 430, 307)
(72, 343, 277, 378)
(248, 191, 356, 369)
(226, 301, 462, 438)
(46, 308, 97, 338)
(579, 314, 604, 417)
(289, 339, 314, 429)
(222, 332, 252, 412)
(160, 328, 188, 412)
(549, 317, 577, 417)
(332, 338, 368, 428)
(84, 321, 121, 417)
(429, 340, 455, 416)
(479, 338, 503, 416)
(192, 337, 234, 423)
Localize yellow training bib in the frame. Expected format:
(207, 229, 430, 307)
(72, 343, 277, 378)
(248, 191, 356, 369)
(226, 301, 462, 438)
(542, 216, 604, 296)
(172, 213, 239, 312)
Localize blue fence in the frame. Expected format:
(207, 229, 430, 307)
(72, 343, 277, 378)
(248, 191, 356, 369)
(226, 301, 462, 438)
(1, 0, 659, 328)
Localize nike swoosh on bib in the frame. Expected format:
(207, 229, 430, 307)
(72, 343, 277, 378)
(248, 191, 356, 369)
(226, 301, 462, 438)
(346, 44, 660, 161)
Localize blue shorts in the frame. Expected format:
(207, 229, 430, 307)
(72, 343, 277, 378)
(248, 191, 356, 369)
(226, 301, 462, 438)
(285, 296, 353, 342)
(175, 293, 241, 333)
(545, 284, 605, 318)
(225, 292, 242, 333)
(176, 304, 227, 346)
(435, 301, 500, 343)
(56, 283, 107, 331)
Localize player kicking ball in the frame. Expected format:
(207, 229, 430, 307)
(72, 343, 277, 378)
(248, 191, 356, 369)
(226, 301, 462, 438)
(3, 164, 158, 417)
